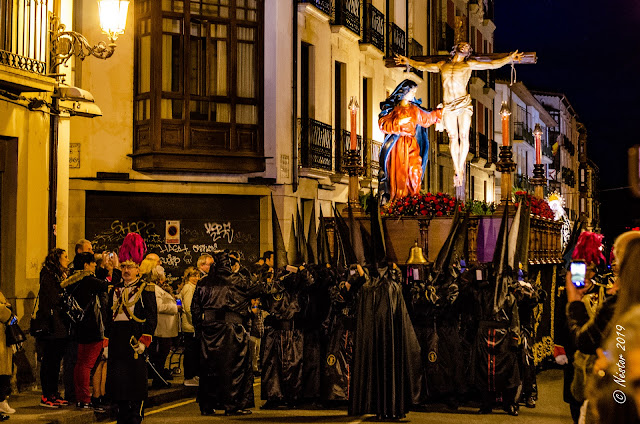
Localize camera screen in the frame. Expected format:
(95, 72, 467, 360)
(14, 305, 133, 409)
(571, 262, 587, 288)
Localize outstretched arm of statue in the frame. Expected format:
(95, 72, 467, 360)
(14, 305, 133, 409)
(468, 50, 524, 70)
(394, 54, 440, 73)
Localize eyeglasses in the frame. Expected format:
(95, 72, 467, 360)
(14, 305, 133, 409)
(122, 264, 138, 270)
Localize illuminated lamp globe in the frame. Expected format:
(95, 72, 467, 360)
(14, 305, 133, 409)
(98, 0, 130, 42)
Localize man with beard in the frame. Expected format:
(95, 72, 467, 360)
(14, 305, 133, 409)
(192, 251, 261, 416)
(260, 265, 314, 409)
(105, 233, 157, 424)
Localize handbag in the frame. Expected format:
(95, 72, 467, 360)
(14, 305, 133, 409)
(5, 316, 26, 346)
(29, 294, 51, 338)
(60, 286, 85, 325)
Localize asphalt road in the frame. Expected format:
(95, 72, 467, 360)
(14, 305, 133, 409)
(137, 369, 573, 423)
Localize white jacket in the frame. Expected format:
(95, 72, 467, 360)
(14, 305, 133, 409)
(154, 285, 179, 338)
(180, 282, 196, 333)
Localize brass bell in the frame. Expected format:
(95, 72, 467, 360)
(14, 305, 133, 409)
(406, 241, 428, 265)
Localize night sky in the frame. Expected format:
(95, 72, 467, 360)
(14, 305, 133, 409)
(494, 0, 640, 237)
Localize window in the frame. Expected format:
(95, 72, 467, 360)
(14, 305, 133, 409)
(133, 0, 264, 173)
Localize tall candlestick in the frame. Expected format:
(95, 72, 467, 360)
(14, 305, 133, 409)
(500, 101, 511, 147)
(534, 123, 542, 165)
(348, 97, 359, 151)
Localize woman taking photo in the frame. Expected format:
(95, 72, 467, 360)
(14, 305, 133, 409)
(35, 248, 72, 408)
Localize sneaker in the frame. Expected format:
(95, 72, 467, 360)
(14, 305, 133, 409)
(76, 401, 106, 413)
(0, 400, 14, 414)
(183, 378, 199, 387)
(52, 396, 69, 407)
(40, 396, 61, 409)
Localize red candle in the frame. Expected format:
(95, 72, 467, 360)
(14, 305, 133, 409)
(348, 97, 359, 151)
(534, 123, 542, 164)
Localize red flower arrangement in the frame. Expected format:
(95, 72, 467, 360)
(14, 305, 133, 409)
(514, 191, 554, 220)
(382, 192, 461, 218)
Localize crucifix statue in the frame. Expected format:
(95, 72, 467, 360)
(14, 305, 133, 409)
(393, 42, 535, 199)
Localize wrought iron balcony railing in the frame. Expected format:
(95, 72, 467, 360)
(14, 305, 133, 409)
(369, 139, 382, 178)
(336, 129, 363, 172)
(298, 0, 332, 17)
(333, 0, 360, 35)
(469, 128, 477, 156)
(478, 132, 488, 159)
(361, 3, 384, 52)
(408, 39, 423, 78)
(491, 140, 498, 163)
(542, 141, 553, 159)
(514, 122, 534, 146)
(387, 22, 405, 57)
(301, 117, 333, 171)
(0, 0, 49, 75)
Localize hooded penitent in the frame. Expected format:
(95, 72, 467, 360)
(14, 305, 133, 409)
(317, 207, 332, 265)
(271, 194, 288, 269)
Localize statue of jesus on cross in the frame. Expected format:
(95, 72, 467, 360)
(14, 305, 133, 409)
(395, 42, 525, 198)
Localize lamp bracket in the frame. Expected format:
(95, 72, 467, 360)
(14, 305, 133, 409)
(50, 18, 117, 73)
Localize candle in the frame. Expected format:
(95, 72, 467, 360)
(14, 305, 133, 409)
(534, 123, 542, 165)
(500, 101, 511, 147)
(348, 97, 359, 151)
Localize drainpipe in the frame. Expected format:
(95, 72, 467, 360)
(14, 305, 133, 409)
(48, 97, 59, 251)
(292, 0, 299, 193)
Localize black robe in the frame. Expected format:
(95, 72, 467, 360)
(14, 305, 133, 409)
(105, 278, 158, 402)
(191, 264, 262, 411)
(299, 265, 333, 400)
(515, 280, 544, 398)
(410, 278, 465, 402)
(260, 268, 314, 402)
(323, 270, 367, 401)
(349, 266, 422, 419)
(464, 271, 520, 395)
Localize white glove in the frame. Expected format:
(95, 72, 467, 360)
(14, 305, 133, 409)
(555, 354, 568, 366)
(133, 342, 146, 355)
(102, 347, 108, 360)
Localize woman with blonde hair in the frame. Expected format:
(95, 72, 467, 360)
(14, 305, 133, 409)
(180, 267, 200, 386)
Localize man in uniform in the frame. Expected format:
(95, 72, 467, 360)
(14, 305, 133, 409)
(105, 233, 157, 424)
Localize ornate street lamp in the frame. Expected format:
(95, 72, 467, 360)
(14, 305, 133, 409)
(496, 101, 516, 208)
(51, 0, 130, 72)
(47, 0, 129, 251)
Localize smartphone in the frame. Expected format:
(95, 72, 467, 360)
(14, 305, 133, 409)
(176, 299, 182, 307)
(570, 261, 587, 288)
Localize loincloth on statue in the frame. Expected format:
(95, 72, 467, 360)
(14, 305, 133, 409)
(442, 94, 473, 117)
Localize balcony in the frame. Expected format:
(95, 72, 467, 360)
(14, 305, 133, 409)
(361, 3, 384, 52)
(0, 0, 53, 93)
(298, 0, 332, 17)
(514, 122, 534, 146)
(333, 0, 360, 36)
(408, 39, 423, 78)
(542, 142, 553, 159)
(491, 140, 498, 164)
(369, 139, 382, 178)
(478, 133, 488, 160)
(336, 129, 362, 173)
(437, 22, 454, 53)
(300, 118, 333, 171)
(387, 22, 406, 57)
(469, 128, 477, 156)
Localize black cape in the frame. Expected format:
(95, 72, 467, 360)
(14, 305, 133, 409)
(192, 263, 262, 411)
(260, 269, 314, 402)
(349, 266, 422, 418)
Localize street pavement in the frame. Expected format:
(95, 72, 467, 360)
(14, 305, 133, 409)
(137, 368, 573, 424)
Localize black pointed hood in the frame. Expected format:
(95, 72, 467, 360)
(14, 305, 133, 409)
(296, 205, 309, 264)
(307, 205, 317, 264)
(370, 193, 387, 267)
(317, 207, 332, 264)
(271, 194, 288, 269)
(348, 206, 366, 265)
(334, 205, 357, 266)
